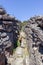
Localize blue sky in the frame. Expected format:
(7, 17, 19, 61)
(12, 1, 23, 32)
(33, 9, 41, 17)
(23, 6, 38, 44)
(0, 0, 43, 21)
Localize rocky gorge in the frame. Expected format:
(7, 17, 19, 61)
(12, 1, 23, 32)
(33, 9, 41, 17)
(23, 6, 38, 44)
(0, 7, 43, 65)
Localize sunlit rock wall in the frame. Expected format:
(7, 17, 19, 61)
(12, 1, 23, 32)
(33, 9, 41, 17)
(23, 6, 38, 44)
(24, 16, 43, 65)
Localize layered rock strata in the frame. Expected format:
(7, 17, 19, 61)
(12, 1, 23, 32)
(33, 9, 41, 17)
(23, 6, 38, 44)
(24, 16, 43, 65)
(0, 7, 20, 65)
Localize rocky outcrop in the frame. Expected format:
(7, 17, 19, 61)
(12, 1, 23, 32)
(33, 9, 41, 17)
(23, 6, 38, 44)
(0, 6, 43, 65)
(0, 7, 21, 65)
(24, 16, 43, 65)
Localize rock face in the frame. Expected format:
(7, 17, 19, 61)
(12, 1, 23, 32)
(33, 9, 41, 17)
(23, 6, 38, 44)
(0, 52, 5, 65)
(24, 16, 43, 65)
(0, 7, 20, 65)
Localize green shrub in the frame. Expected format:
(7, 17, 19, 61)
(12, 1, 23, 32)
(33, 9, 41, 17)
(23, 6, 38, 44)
(17, 40, 20, 47)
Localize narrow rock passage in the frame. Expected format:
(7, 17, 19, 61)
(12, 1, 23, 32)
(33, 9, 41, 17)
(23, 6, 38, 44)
(7, 31, 29, 65)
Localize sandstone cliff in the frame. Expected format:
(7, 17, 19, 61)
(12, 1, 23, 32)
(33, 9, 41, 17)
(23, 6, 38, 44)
(24, 16, 43, 65)
(0, 7, 21, 65)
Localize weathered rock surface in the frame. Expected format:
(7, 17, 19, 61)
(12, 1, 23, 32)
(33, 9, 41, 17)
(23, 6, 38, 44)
(0, 6, 43, 65)
(24, 16, 43, 65)
(0, 7, 21, 65)
(0, 52, 5, 65)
